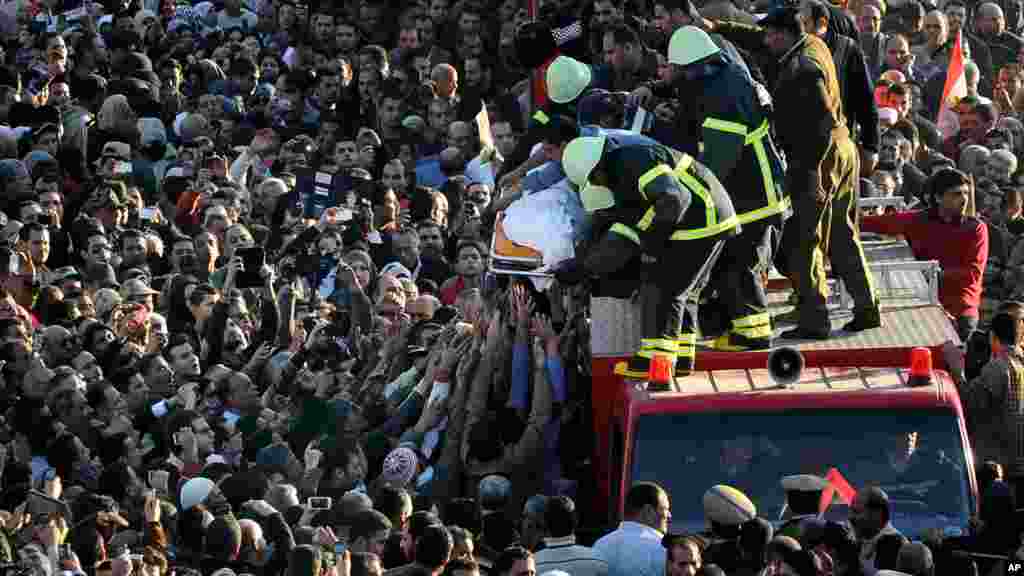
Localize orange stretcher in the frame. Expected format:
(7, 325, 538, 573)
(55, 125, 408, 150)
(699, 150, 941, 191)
(489, 212, 549, 276)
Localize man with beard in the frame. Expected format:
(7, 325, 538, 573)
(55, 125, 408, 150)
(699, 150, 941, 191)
(79, 228, 113, 275)
(878, 128, 926, 203)
(20, 223, 50, 283)
(392, 228, 451, 287)
(166, 235, 198, 276)
(118, 229, 150, 276)
(168, 409, 217, 472)
(134, 351, 199, 457)
(272, 70, 317, 139)
(48, 367, 93, 443)
(942, 100, 998, 163)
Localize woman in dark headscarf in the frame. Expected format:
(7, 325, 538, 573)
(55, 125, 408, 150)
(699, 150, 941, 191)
(165, 273, 199, 339)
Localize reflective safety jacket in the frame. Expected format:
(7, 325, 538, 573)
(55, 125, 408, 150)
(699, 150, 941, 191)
(597, 137, 739, 254)
(695, 58, 789, 226)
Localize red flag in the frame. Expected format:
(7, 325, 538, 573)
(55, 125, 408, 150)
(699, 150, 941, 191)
(819, 468, 858, 514)
(937, 30, 967, 138)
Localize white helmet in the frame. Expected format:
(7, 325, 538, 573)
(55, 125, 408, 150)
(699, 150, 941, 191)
(546, 56, 593, 104)
(668, 26, 721, 66)
(563, 136, 615, 212)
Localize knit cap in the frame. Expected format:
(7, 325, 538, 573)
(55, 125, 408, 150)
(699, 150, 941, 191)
(381, 446, 418, 487)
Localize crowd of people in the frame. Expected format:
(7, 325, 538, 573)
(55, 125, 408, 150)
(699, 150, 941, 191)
(0, 0, 1023, 572)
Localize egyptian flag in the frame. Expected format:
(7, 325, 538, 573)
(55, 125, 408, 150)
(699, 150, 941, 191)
(937, 30, 968, 140)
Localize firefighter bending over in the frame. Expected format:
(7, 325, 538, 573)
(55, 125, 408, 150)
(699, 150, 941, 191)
(554, 132, 739, 386)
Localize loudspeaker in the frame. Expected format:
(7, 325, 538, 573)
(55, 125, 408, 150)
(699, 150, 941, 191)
(768, 346, 805, 388)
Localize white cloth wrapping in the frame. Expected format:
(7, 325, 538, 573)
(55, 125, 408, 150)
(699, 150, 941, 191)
(501, 177, 581, 270)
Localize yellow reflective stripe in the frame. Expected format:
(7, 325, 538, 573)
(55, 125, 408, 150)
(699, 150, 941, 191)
(736, 195, 790, 225)
(733, 312, 771, 328)
(746, 120, 778, 214)
(637, 206, 656, 231)
(752, 139, 776, 205)
(619, 367, 653, 379)
(732, 312, 772, 339)
(677, 334, 697, 345)
(676, 346, 695, 358)
(533, 110, 550, 124)
(638, 164, 672, 200)
(701, 117, 786, 226)
(644, 338, 677, 354)
(610, 223, 641, 245)
(667, 154, 740, 240)
(735, 324, 774, 339)
(744, 119, 770, 145)
(676, 153, 693, 172)
(637, 349, 656, 359)
(670, 214, 740, 240)
(703, 117, 748, 136)
(674, 164, 715, 227)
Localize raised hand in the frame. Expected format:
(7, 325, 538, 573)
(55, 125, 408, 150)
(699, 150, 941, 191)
(485, 309, 503, 349)
(531, 315, 560, 356)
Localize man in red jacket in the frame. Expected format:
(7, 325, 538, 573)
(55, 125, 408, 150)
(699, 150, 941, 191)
(860, 167, 988, 340)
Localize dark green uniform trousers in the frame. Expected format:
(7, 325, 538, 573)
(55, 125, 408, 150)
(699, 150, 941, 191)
(783, 135, 877, 334)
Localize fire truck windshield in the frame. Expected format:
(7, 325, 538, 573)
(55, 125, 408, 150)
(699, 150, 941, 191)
(630, 408, 972, 538)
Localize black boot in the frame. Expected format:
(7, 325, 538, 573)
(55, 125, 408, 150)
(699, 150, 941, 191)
(843, 306, 882, 332)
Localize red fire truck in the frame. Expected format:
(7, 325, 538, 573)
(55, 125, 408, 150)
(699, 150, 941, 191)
(587, 236, 976, 539)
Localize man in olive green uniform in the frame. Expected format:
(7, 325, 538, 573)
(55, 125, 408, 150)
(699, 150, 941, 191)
(554, 132, 739, 384)
(761, 7, 880, 339)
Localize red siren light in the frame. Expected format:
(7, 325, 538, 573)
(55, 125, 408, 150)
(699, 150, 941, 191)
(649, 355, 673, 386)
(908, 347, 933, 386)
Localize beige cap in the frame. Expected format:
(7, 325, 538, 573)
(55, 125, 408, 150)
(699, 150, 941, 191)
(702, 484, 756, 526)
(121, 278, 159, 299)
(780, 474, 830, 492)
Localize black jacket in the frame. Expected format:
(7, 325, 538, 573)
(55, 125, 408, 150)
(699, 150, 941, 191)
(826, 31, 880, 153)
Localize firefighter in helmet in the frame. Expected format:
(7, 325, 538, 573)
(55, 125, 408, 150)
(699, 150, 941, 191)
(554, 132, 739, 384)
(636, 26, 787, 351)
